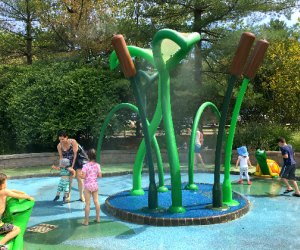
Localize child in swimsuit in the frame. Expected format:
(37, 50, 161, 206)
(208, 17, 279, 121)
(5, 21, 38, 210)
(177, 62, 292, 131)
(236, 146, 253, 185)
(52, 158, 75, 203)
(81, 149, 102, 225)
(0, 173, 34, 250)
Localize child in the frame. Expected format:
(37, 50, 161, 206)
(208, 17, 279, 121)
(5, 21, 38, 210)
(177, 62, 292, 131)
(277, 137, 300, 197)
(0, 173, 34, 250)
(194, 126, 206, 168)
(52, 158, 75, 203)
(81, 149, 102, 226)
(236, 146, 253, 185)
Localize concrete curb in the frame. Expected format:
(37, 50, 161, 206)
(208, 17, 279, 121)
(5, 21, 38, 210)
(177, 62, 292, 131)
(6, 168, 300, 181)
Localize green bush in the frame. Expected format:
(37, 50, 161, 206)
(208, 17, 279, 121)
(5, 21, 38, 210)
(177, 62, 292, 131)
(290, 131, 300, 152)
(0, 61, 131, 153)
(233, 122, 293, 151)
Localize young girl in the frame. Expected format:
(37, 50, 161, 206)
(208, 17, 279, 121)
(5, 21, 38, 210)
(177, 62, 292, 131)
(81, 149, 102, 225)
(236, 146, 253, 185)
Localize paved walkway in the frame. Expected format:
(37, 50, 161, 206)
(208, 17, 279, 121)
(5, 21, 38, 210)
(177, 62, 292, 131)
(7, 173, 300, 249)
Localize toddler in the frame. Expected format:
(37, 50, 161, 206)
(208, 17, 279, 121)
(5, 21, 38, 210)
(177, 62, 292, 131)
(52, 158, 75, 203)
(236, 146, 253, 185)
(81, 149, 102, 225)
(0, 173, 34, 250)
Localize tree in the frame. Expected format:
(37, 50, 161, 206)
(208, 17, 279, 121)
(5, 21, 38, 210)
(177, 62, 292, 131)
(113, 0, 299, 84)
(37, 0, 117, 59)
(0, 0, 40, 64)
(260, 36, 300, 125)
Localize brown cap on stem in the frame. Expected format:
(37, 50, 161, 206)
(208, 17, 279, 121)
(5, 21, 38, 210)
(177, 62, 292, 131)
(229, 32, 256, 77)
(244, 39, 269, 80)
(112, 34, 136, 78)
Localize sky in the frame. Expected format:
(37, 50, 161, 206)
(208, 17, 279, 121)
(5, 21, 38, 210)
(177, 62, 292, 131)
(277, 10, 300, 26)
(255, 10, 300, 26)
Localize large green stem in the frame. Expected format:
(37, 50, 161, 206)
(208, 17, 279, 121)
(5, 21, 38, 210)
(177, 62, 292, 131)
(130, 77, 158, 209)
(160, 70, 185, 213)
(151, 29, 200, 213)
(131, 75, 167, 195)
(223, 78, 250, 206)
(185, 102, 221, 191)
(213, 75, 237, 208)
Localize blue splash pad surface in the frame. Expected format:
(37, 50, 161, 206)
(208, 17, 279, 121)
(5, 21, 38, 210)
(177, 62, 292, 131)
(108, 183, 247, 218)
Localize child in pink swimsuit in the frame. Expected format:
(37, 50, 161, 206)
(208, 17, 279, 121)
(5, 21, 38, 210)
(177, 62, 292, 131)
(81, 149, 102, 226)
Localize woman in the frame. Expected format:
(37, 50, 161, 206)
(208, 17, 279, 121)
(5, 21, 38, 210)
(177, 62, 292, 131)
(56, 130, 88, 202)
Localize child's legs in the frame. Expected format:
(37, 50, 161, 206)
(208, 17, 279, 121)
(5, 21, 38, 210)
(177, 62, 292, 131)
(198, 153, 205, 166)
(194, 144, 201, 164)
(286, 165, 299, 193)
(194, 153, 204, 166)
(244, 168, 250, 181)
(56, 178, 65, 196)
(290, 180, 300, 194)
(92, 190, 100, 221)
(239, 168, 245, 179)
(281, 178, 292, 189)
(63, 179, 70, 197)
(0, 225, 20, 245)
(84, 189, 91, 223)
(76, 169, 84, 200)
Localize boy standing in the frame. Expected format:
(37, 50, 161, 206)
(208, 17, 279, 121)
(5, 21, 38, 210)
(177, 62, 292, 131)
(277, 137, 300, 197)
(0, 173, 34, 250)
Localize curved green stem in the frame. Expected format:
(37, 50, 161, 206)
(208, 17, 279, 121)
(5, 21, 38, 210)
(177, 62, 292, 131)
(213, 75, 237, 208)
(223, 78, 250, 206)
(185, 102, 221, 191)
(96, 103, 139, 164)
(96, 103, 164, 196)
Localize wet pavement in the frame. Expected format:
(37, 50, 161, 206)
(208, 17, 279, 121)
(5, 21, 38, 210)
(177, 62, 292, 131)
(7, 173, 300, 250)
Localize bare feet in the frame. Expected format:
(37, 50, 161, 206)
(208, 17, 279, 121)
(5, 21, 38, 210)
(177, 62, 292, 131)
(94, 218, 100, 223)
(82, 221, 88, 226)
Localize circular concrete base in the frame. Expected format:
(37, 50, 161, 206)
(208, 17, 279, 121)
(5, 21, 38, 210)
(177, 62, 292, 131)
(105, 183, 250, 226)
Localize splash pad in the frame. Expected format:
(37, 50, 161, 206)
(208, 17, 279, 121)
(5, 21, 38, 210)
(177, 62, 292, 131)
(97, 29, 269, 225)
(105, 183, 249, 226)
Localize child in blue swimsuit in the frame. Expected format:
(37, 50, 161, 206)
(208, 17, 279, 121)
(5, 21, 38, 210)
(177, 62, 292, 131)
(52, 158, 75, 203)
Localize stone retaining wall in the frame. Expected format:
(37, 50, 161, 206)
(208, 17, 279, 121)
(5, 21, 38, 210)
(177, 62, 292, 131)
(0, 150, 298, 168)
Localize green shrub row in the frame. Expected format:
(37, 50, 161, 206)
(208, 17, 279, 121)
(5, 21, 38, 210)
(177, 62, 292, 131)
(233, 122, 295, 151)
(0, 61, 131, 153)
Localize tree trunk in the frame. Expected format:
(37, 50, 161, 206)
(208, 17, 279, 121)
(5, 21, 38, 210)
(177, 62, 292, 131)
(193, 8, 203, 85)
(25, 0, 33, 65)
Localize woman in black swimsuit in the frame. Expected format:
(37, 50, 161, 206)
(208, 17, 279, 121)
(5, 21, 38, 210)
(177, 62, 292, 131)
(57, 131, 88, 202)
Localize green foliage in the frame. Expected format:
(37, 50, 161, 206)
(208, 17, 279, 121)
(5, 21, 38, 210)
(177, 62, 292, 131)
(233, 122, 293, 151)
(218, 20, 300, 125)
(290, 131, 300, 152)
(0, 61, 131, 153)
